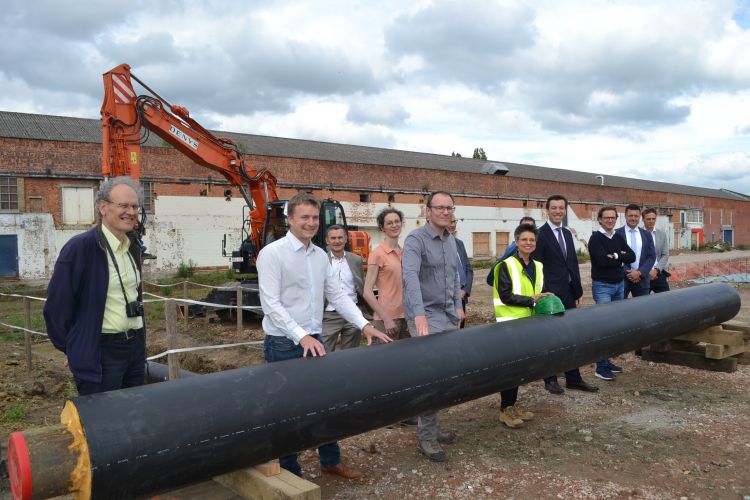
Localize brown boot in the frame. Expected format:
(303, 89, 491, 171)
(512, 406, 534, 421)
(499, 407, 523, 428)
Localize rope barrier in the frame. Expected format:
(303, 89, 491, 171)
(0, 322, 48, 336)
(142, 292, 263, 311)
(146, 340, 263, 361)
(143, 280, 253, 290)
(0, 292, 46, 302)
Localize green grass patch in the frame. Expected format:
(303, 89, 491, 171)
(3, 401, 27, 423)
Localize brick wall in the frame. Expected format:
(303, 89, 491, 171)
(1, 137, 748, 246)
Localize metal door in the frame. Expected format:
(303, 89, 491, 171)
(722, 229, 733, 246)
(0, 234, 19, 277)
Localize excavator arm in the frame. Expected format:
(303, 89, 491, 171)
(101, 63, 277, 261)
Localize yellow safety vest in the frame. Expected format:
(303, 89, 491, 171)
(493, 256, 544, 322)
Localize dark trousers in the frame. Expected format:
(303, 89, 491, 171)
(650, 273, 670, 293)
(624, 279, 649, 298)
(75, 329, 146, 396)
(544, 283, 583, 385)
(500, 387, 518, 409)
(263, 334, 341, 476)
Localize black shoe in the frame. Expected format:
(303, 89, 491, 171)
(544, 380, 565, 395)
(567, 380, 599, 392)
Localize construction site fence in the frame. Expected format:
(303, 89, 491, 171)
(0, 288, 263, 376)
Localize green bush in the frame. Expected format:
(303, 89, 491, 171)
(177, 259, 197, 278)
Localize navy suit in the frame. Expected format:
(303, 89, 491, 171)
(615, 225, 656, 298)
(530, 222, 584, 384)
(531, 223, 583, 308)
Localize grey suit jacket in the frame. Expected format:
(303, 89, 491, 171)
(652, 228, 669, 271)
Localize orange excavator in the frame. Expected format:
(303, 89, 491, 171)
(100, 63, 369, 279)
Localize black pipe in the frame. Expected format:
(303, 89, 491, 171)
(144, 361, 196, 383)
(11, 284, 742, 499)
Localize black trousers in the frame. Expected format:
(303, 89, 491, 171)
(76, 329, 146, 396)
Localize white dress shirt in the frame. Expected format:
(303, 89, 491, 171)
(325, 251, 357, 312)
(258, 232, 368, 343)
(625, 225, 642, 266)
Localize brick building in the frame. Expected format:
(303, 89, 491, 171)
(1, 111, 748, 279)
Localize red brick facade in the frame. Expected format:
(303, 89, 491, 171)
(1, 136, 748, 245)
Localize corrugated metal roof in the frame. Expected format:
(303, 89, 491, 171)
(1, 110, 747, 201)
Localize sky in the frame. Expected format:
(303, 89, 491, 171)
(1, 0, 750, 195)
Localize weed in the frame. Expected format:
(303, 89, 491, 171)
(65, 379, 77, 400)
(3, 402, 27, 423)
(177, 259, 197, 278)
(161, 285, 173, 297)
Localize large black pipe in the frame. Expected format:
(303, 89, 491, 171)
(9, 284, 742, 499)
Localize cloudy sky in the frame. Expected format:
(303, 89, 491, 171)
(2, 0, 750, 194)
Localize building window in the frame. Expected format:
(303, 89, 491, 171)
(142, 181, 154, 213)
(359, 193, 371, 203)
(62, 187, 95, 225)
(0, 177, 19, 211)
(685, 209, 703, 224)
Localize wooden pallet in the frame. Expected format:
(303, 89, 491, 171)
(641, 321, 750, 373)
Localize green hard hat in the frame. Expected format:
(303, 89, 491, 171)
(534, 295, 566, 315)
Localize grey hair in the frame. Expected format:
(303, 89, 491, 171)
(95, 176, 143, 219)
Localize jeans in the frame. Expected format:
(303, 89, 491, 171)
(263, 334, 340, 476)
(75, 330, 146, 396)
(592, 280, 624, 370)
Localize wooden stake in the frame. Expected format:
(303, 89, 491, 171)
(166, 299, 180, 380)
(23, 296, 32, 372)
(183, 281, 189, 330)
(237, 285, 243, 335)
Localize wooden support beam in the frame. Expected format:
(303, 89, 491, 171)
(23, 296, 32, 372)
(215, 467, 320, 500)
(640, 348, 738, 373)
(705, 340, 750, 360)
(676, 327, 745, 346)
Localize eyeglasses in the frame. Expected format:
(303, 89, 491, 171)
(105, 200, 140, 211)
(429, 205, 455, 213)
(600, 217, 617, 221)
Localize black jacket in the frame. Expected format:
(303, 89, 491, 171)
(588, 231, 635, 283)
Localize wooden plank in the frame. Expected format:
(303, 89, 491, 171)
(734, 351, 750, 365)
(255, 460, 281, 476)
(166, 299, 181, 380)
(649, 340, 672, 352)
(640, 348, 738, 373)
(215, 467, 321, 500)
(722, 320, 750, 335)
(676, 329, 744, 346)
(23, 296, 32, 372)
(704, 340, 750, 360)
(150, 479, 243, 500)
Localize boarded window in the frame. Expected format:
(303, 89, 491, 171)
(0, 177, 19, 211)
(62, 187, 94, 225)
(495, 231, 509, 256)
(472, 232, 490, 257)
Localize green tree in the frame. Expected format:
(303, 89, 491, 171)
(451, 151, 462, 157)
(473, 147, 487, 160)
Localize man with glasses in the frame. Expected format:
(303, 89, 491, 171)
(45, 176, 147, 395)
(402, 191, 464, 462)
(588, 206, 635, 380)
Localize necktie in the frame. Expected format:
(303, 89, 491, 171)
(556, 227, 566, 255)
(630, 229, 638, 255)
(456, 252, 466, 287)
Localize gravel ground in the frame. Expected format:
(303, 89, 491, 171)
(1, 251, 748, 500)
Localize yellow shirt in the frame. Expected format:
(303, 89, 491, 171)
(101, 225, 144, 333)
